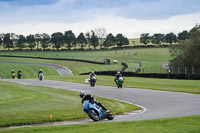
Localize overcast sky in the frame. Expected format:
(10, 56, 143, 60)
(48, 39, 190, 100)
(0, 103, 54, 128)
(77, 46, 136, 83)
(0, 0, 200, 38)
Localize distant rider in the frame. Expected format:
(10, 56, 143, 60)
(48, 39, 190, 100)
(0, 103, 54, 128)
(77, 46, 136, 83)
(114, 71, 123, 84)
(89, 71, 96, 83)
(38, 69, 43, 78)
(17, 70, 22, 79)
(11, 70, 15, 79)
(89, 71, 96, 80)
(80, 91, 107, 111)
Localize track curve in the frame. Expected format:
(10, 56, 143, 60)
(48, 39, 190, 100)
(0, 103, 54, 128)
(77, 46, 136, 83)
(1, 79, 200, 124)
(0, 61, 73, 75)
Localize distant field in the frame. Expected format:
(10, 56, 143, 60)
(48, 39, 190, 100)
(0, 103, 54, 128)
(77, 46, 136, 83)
(0, 47, 170, 73)
(0, 47, 169, 62)
(0, 57, 123, 75)
(0, 81, 140, 127)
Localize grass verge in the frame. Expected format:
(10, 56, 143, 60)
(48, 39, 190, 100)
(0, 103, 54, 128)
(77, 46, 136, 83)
(46, 75, 200, 94)
(0, 81, 141, 127)
(1, 115, 200, 133)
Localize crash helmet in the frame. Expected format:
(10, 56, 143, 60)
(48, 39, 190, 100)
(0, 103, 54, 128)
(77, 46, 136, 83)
(91, 71, 94, 74)
(80, 91, 85, 98)
(40, 69, 42, 71)
(117, 71, 120, 74)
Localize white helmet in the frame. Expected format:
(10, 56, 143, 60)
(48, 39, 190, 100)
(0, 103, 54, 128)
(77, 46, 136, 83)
(117, 71, 120, 74)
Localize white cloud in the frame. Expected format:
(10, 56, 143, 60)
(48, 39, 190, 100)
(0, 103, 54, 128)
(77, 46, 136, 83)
(0, 0, 200, 38)
(1, 12, 199, 38)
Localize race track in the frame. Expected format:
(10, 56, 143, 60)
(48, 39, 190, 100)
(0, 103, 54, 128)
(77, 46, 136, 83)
(1, 79, 200, 126)
(0, 61, 73, 75)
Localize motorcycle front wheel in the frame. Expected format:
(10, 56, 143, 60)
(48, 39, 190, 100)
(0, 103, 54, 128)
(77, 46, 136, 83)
(87, 109, 99, 121)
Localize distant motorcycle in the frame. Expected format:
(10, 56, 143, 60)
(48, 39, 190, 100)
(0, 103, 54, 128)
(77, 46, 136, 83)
(116, 76, 124, 88)
(82, 100, 114, 121)
(39, 73, 44, 81)
(18, 72, 22, 79)
(11, 73, 15, 79)
(89, 76, 96, 87)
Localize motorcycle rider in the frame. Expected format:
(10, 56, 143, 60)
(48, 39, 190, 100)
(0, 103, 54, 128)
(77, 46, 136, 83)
(38, 69, 43, 78)
(89, 71, 96, 80)
(17, 70, 22, 79)
(114, 71, 123, 84)
(11, 70, 15, 79)
(79, 91, 107, 111)
(89, 71, 96, 86)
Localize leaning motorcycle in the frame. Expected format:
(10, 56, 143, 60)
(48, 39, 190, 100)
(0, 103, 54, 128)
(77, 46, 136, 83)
(82, 100, 114, 121)
(116, 76, 124, 88)
(89, 76, 96, 87)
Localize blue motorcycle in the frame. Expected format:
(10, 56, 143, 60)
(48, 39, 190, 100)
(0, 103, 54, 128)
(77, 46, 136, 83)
(82, 100, 114, 121)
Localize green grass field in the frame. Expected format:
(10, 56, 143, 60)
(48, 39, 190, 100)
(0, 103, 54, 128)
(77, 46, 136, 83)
(1, 56, 199, 94)
(0, 48, 170, 74)
(0, 57, 123, 75)
(1, 115, 200, 133)
(46, 75, 200, 94)
(0, 47, 170, 62)
(0, 47, 199, 132)
(0, 81, 140, 127)
(0, 62, 59, 79)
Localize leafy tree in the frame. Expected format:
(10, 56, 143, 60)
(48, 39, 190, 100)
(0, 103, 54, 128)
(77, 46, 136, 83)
(115, 34, 129, 48)
(51, 32, 64, 50)
(169, 25, 200, 69)
(16, 35, 26, 50)
(166, 32, 177, 45)
(103, 33, 115, 49)
(90, 30, 99, 49)
(77, 32, 87, 50)
(64, 30, 76, 50)
(178, 30, 189, 41)
(26, 34, 36, 50)
(189, 25, 200, 39)
(34, 33, 42, 50)
(151, 33, 165, 45)
(0, 36, 2, 49)
(41, 33, 50, 50)
(3, 33, 13, 50)
(140, 33, 151, 45)
(85, 31, 91, 50)
(0, 33, 5, 50)
(94, 27, 107, 49)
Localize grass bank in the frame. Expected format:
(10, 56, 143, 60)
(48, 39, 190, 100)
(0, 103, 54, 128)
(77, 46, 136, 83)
(0, 81, 141, 127)
(1, 115, 200, 133)
(46, 75, 200, 94)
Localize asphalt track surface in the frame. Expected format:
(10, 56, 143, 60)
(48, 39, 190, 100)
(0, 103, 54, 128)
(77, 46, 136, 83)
(0, 61, 73, 75)
(1, 79, 200, 128)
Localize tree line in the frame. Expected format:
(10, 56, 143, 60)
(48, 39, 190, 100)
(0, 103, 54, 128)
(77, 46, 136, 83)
(169, 25, 200, 70)
(0, 28, 129, 50)
(140, 30, 189, 45)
